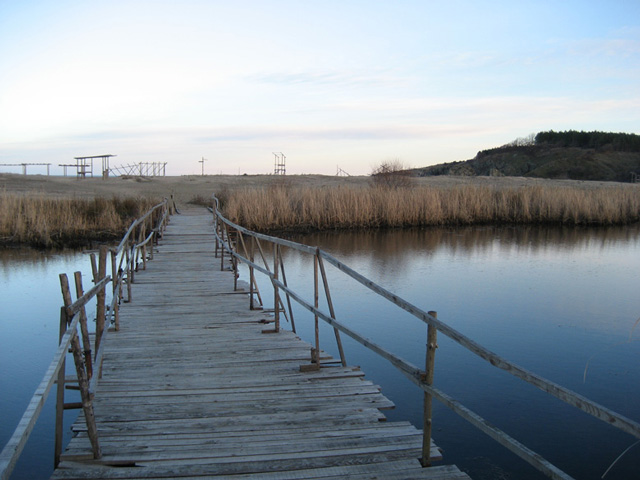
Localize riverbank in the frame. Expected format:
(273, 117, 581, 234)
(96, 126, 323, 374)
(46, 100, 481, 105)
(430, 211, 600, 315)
(1, 173, 638, 247)
(223, 183, 640, 231)
(0, 193, 161, 247)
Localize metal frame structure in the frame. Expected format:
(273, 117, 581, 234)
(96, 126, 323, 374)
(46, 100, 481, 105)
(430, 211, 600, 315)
(73, 155, 117, 179)
(0, 163, 51, 175)
(273, 152, 286, 175)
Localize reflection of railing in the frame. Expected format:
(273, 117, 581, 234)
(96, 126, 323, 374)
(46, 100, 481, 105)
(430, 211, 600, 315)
(212, 195, 640, 480)
(0, 199, 173, 480)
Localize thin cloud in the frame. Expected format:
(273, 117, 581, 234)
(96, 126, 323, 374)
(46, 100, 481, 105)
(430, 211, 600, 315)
(248, 68, 404, 89)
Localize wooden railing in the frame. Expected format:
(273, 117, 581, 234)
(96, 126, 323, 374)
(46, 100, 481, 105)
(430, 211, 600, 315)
(211, 196, 640, 480)
(0, 198, 173, 480)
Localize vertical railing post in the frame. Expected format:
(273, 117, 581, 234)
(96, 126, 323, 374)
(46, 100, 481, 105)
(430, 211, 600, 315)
(273, 243, 280, 333)
(94, 246, 107, 360)
(140, 221, 147, 270)
(220, 223, 226, 271)
(214, 215, 219, 258)
(232, 229, 239, 292)
(421, 310, 438, 467)
(58, 274, 102, 461)
(110, 249, 120, 330)
(54, 307, 67, 468)
(278, 252, 296, 334)
(313, 252, 320, 367)
(317, 252, 346, 367)
(124, 245, 130, 299)
(249, 236, 255, 310)
(73, 272, 93, 380)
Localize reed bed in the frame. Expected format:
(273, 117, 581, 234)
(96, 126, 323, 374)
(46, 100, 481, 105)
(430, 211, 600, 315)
(222, 184, 640, 232)
(0, 193, 162, 248)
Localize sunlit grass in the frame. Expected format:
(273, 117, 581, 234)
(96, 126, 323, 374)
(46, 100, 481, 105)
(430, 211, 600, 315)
(222, 184, 640, 232)
(0, 193, 162, 247)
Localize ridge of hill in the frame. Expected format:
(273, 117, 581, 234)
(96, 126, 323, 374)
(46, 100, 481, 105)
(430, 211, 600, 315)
(411, 130, 640, 182)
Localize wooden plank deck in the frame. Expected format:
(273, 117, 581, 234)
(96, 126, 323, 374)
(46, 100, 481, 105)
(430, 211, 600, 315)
(51, 207, 470, 480)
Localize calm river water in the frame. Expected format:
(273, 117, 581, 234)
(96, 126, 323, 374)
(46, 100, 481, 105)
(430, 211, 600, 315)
(243, 225, 640, 480)
(2, 224, 639, 479)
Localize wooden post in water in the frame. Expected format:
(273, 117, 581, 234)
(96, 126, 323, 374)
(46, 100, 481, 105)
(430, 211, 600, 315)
(421, 310, 438, 467)
(273, 243, 280, 333)
(249, 236, 255, 310)
(95, 247, 107, 360)
(232, 229, 239, 292)
(220, 223, 226, 271)
(317, 253, 346, 367)
(73, 272, 93, 380)
(54, 307, 67, 467)
(278, 252, 296, 334)
(90, 253, 98, 284)
(110, 250, 120, 330)
(58, 274, 102, 460)
(313, 252, 320, 366)
(140, 221, 147, 270)
(125, 245, 132, 302)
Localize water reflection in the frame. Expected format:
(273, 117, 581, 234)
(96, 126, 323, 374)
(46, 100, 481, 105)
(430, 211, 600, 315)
(0, 248, 92, 480)
(247, 224, 640, 480)
(289, 224, 640, 259)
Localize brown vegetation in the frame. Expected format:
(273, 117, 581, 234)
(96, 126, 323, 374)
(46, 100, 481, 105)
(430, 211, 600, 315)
(222, 184, 640, 232)
(1, 173, 638, 247)
(0, 193, 162, 248)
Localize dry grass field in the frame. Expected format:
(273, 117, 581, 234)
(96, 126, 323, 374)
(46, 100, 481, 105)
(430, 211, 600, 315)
(1, 173, 639, 247)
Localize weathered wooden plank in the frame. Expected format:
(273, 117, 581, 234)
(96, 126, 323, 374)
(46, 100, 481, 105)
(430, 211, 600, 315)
(51, 207, 468, 480)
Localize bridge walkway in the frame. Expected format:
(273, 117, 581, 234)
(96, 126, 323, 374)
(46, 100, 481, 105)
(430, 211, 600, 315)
(51, 207, 470, 480)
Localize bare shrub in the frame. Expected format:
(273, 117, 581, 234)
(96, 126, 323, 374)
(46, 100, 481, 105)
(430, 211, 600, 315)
(370, 159, 415, 189)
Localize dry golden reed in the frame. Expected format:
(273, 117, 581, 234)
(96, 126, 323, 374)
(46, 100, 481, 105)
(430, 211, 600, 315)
(222, 184, 640, 232)
(0, 193, 161, 247)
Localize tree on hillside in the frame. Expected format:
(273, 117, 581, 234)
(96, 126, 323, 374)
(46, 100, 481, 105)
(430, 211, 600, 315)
(534, 130, 640, 152)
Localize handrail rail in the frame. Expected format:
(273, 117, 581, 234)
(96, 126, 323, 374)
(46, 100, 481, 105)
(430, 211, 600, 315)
(211, 195, 640, 480)
(0, 308, 85, 480)
(115, 200, 168, 254)
(0, 198, 172, 480)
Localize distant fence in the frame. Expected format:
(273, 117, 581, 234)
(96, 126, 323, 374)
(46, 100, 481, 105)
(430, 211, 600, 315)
(211, 195, 640, 480)
(0, 198, 174, 480)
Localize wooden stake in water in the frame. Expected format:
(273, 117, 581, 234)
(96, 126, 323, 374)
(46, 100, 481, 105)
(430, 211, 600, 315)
(421, 311, 438, 467)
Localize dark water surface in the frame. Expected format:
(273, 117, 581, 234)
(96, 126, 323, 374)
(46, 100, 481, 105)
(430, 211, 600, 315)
(0, 249, 92, 480)
(241, 225, 640, 480)
(2, 225, 640, 479)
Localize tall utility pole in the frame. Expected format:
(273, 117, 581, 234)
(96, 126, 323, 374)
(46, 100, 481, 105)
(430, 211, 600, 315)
(273, 152, 286, 175)
(199, 157, 207, 176)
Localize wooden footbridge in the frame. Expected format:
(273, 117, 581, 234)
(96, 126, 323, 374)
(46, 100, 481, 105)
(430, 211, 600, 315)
(49, 206, 469, 479)
(3, 198, 640, 480)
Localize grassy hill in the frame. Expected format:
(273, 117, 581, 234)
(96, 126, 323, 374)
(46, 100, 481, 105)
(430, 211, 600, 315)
(412, 130, 640, 183)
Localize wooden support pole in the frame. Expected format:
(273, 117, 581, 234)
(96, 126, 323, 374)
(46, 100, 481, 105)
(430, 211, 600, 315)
(90, 253, 97, 283)
(273, 243, 280, 333)
(94, 247, 107, 359)
(54, 308, 67, 468)
(421, 310, 438, 467)
(69, 332, 101, 459)
(232, 229, 238, 291)
(313, 253, 320, 366)
(278, 252, 296, 334)
(110, 250, 120, 330)
(125, 245, 132, 302)
(317, 252, 346, 367)
(249, 236, 255, 310)
(73, 272, 93, 380)
(220, 223, 226, 271)
(140, 222, 147, 270)
(58, 274, 101, 460)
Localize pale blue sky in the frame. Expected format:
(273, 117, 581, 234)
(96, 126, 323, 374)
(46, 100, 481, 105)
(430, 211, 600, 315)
(1, 1, 638, 175)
